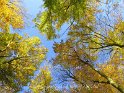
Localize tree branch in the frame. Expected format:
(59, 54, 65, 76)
(73, 49, 124, 93)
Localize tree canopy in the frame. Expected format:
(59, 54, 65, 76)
(35, 0, 124, 93)
(0, 0, 47, 92)
(1, 0, 124, 93)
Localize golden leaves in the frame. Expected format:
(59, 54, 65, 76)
(0, 32, 47, 91)
(30, 67, 52, 93)
(0, 0, 24, 32)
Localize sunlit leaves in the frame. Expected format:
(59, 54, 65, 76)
(0, 0, 24, 32)
(30, 67, 52, 93)
(0, 0, 49, 92)
(43, 0, 124, 92)
(34, 0, 98, 39)
(0, 32, 47, 92)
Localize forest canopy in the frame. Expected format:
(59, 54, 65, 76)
(1, 0, 124, 93)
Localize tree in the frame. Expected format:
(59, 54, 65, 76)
(30, 66, 60, 93)
(0, 0, 24, 32)
(0, 0, 47, 92)
(34, 0, 95, 39)
(37, 0, 124, 93)
(0, 32, 47, 92)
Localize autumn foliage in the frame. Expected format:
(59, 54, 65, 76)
(1, 0, 124, 93)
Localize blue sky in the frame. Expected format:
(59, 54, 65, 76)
(21, 0, 67, 60)
(12, 0, 117, 92)
(17, 0, 68, 92)
(22, 0, 55, 60)
(17, 1, 107, 92)
(18, 0, 53, 92)
(16, 0, 124, 92)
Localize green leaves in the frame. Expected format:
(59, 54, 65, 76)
(1, 0, 124, 93)
(35, 0, 89, 39)
(39, 0, 124, 93)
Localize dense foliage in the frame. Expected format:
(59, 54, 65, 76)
(0, 0, 47, 92)
(1, 0, 124, 93)
(36, 0, 124, 93)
